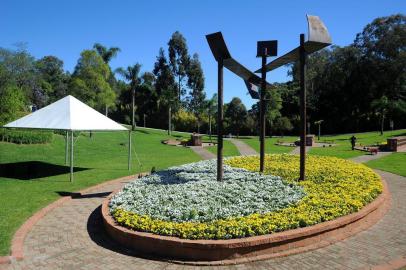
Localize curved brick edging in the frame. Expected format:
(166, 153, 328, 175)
(102, 177, 391, 265)
(0, 173, 141, 265)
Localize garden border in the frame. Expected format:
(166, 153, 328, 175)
(102, 177, 391, 266)
(0, 173, 142, 265)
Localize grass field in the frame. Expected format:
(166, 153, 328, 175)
(0, 127, 200, 256)
(239, 136, 296, 154)
(0, 127, 405, 256)
(206, 139, 241, 156)
(309, 129, 406, 159)
(367, 152, 406, 177)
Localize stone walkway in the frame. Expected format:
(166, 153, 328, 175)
(227, 139, 258, 155)
(350, 152, 393, 163)
(2, 165, 406, 269)
(290, 146, 311, 155)
(189, 146, 216, 160)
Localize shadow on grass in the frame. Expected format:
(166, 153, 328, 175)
(134, 129, 150, 135)
(0, 161, 89, 180)
(56, 191, 111, 199)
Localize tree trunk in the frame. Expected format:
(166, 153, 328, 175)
(132, 88, 136, 131)
(380, 113, 384, 135)
(178, 76, 181, 102)
(209, 114, 212, 142)
(168, 107, 171, 135)
(105, 105, 108, 116)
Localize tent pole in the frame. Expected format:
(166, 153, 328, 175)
(128, 130, 131, 171)
(65, 130, 68, 165)
(70, 130, 74, 182)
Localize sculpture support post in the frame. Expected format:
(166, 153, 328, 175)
(299, 34, 307, 181)
(217, 58, 224, 182)
(260, 54, 267, 173)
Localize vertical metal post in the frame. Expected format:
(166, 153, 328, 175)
(217, 58, 224, 182)
(132, 89, 135, 131)
(128, 130, 132, 171)
(318, 123, 321, 141)
(260, 53, 267, 173)
(299, 34, 307, 181)
(70, 130, 74, 182)
(65, 130, 68, 165)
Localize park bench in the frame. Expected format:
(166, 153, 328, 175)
(387, 136, 406, 152)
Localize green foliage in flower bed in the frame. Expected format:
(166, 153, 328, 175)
(110, 160, 305, 222)
(111, 154, 383, 240)
(0, 129, 53, 144)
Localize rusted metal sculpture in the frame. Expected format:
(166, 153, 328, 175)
(206, 32, 275, 180)
(255, 15, 331, 180)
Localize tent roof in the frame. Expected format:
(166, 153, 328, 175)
(3, 95, 127, 131)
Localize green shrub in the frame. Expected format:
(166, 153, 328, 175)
(0, 129, 53, 144)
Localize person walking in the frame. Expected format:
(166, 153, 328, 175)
(350, 135, 357, 150)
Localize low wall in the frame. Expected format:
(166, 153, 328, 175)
(102, 178, 390, 265)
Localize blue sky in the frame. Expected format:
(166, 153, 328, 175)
(2, 0, 404, 108)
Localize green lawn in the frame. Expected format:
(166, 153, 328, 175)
(366, 153, 406, 177)
(206, 139, 240, 157)
(308, 129, 406, 159)
(1, 127, 405, 256)
(0, 127, 200, 256)
(239, 136, 297, 154)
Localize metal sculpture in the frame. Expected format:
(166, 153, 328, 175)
(255, 15, 331, 180)
(206, 32, 275, 180)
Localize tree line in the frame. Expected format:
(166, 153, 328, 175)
(0, 14, 405, 136)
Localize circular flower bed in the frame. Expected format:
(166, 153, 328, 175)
(109, 154, 382, 240)
(110, 160, 305, 222)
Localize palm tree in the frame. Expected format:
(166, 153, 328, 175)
(93, 43, 121, 63)
(115, 64, 142, 131)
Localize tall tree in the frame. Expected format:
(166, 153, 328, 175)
(0, 46, 44, 107)
(186, 53, 206, 132)
(70, 50, 115, 114)
(115, 64, 142, 130)
(153, 48, 177, 134)
(35, 56, 69, 103)
(225, 97, 247, 137)
(93, 43, 121, 64)
(168, 31, 190, 101)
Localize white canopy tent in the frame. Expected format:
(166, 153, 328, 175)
(3, 95, 131, 182)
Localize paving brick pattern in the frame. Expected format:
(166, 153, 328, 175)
(2, 170, 406, 269)
(189, 146, 216, 160)
(350, 152, 393, 163)
(227, 139, 258, 156)
(290, 146, 311, 155)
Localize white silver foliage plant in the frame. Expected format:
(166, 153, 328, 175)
(109, 159, 305, 222)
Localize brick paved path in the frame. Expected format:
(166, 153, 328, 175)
(189, 146, 216, 160)
(290, 146, 311, 155)
(3, 171, 406, 269)
(227, 139, 258, 155)
(350, 152, 393, 163)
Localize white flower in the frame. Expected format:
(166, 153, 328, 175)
(109, 159, 305, 222)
